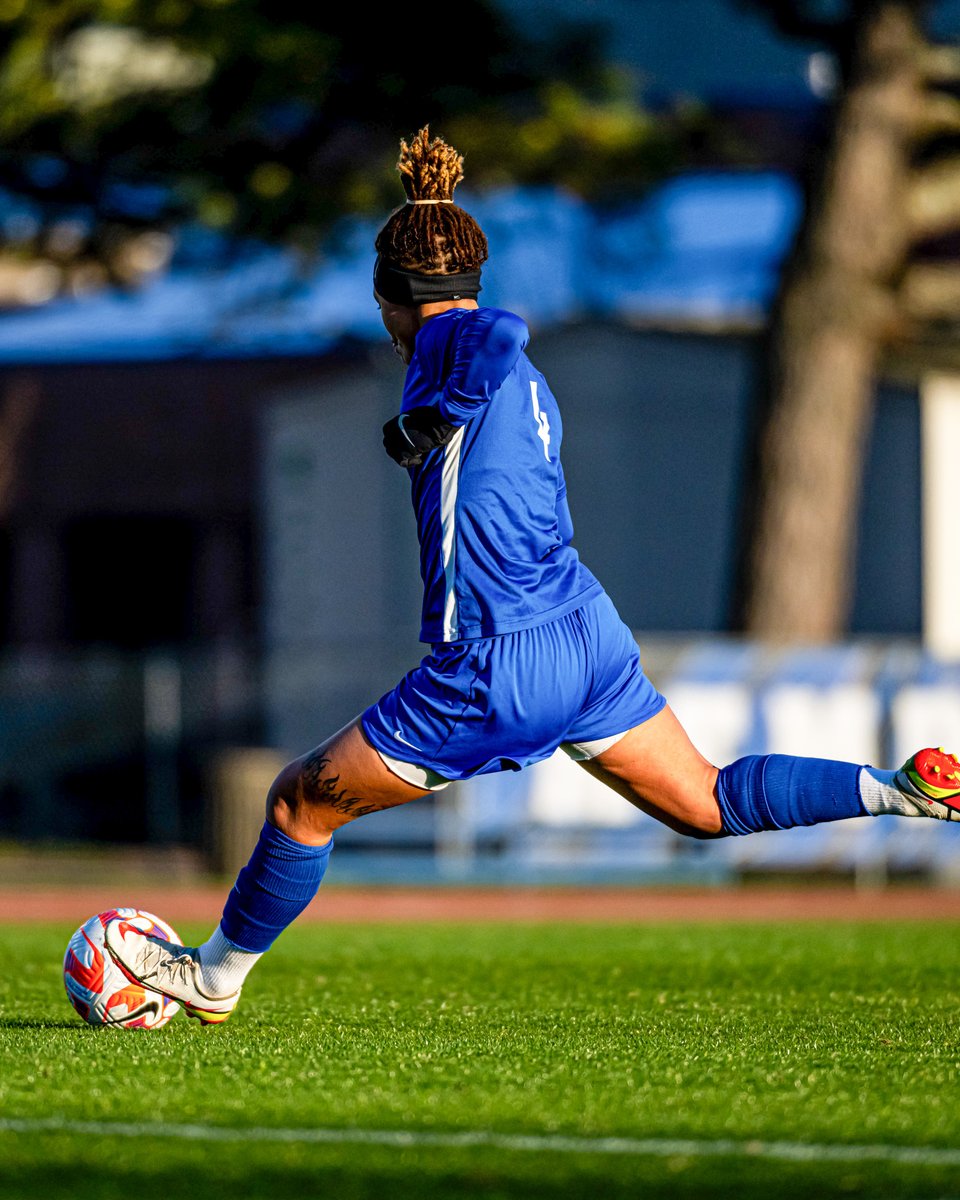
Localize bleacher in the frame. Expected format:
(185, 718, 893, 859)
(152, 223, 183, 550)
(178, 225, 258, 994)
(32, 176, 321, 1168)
(3, 639, 958, 884)
(329, 639, 960, 884)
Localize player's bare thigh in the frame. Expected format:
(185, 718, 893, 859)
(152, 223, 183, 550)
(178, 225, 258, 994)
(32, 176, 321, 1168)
(578, 704, 723, 838)
(268, 719, 430, 845)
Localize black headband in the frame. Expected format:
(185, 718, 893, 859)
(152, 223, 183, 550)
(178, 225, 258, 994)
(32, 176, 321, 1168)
(373, 254, 482, 306)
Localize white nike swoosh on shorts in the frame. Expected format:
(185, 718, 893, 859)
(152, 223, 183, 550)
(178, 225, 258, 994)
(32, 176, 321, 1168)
(393, 730, 421, 752)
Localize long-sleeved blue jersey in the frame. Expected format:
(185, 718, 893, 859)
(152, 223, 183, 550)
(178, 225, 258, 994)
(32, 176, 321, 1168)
(400, 306, 601, 643)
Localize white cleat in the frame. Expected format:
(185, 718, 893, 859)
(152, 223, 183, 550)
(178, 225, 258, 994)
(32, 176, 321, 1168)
(105, 918, 240, 1025)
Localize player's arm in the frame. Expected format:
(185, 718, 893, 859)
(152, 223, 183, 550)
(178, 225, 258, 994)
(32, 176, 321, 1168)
(382, 406, 457, 468)
(383, 309, 529, 467)
(438, 308, 529, 423)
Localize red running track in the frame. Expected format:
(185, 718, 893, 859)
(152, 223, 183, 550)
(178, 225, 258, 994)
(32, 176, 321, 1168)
(3, 885, 960, 925)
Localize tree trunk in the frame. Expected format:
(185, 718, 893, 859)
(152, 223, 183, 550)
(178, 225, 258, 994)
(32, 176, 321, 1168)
(743, 2, 926, 641)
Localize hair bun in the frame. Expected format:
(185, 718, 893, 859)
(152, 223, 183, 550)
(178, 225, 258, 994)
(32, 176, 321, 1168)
(375, 126, 488, 275)
(397, 126, 464, 203)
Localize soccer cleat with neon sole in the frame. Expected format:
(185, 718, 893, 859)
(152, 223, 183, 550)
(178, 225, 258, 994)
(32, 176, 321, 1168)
(104, 918, 240, 1024)
(893, 746, 960, 820)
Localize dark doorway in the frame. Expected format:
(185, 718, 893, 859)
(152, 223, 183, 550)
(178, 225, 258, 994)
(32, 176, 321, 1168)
(64, 516, 196, 648)
(0, 526, 10, 644)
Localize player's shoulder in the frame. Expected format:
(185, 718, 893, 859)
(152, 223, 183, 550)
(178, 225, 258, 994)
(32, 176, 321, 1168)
(470, 306, 529, 335)
(463, 306, 530, 353)
(417, 307, 531, 387)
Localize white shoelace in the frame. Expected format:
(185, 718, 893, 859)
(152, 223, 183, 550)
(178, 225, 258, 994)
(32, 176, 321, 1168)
(134, 939, 200, 989)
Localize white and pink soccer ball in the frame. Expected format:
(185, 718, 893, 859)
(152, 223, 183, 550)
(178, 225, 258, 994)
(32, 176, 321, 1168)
(63, 908, 182, 1029)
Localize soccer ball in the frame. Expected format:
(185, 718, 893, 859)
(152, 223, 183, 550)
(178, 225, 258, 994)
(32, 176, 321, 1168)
(63, 908, 182, 1029)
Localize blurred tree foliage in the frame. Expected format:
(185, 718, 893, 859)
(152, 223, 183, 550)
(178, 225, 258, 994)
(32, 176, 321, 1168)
(0, 0, 724, 293)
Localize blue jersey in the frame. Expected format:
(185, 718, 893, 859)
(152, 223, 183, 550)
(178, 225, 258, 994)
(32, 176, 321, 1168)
(399, 306, 601, 643)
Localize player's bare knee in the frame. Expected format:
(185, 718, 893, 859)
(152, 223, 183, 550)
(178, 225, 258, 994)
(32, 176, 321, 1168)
(266, 754, 335, 823)
(265, 759, 307, 831)
(671, 791, 725, 839)
(687, 797, 725, 838)
(680, 815, 725, 840)
(267, 745, 386, 840)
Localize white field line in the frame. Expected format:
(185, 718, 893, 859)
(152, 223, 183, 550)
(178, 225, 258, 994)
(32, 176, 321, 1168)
(0, 1118, 959, 1167)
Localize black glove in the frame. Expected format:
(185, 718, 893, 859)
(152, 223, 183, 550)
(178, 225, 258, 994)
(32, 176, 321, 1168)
(382, 405, 457, 468)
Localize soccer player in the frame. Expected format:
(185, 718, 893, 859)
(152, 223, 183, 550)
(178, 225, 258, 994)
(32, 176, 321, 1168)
(107, 128, 960, 1023)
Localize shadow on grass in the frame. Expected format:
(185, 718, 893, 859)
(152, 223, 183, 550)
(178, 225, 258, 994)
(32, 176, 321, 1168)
(0, 1148, 953, 1200)
(0, 1018, 83, 1030)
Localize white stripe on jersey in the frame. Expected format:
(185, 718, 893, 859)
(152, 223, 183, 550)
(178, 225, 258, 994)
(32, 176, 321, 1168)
(530, 380, 551, 460)
(440, 426, 466, 640)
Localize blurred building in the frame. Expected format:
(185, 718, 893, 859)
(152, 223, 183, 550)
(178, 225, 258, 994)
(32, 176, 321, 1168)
(0, 174, 921, 652)
(0, 176, 949, 879)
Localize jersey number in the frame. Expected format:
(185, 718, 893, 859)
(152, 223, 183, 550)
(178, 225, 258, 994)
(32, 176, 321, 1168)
(530, 381, 551, 461)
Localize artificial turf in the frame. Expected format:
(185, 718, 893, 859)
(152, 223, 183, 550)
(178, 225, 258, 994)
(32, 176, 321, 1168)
(0, 919, 958, 1199)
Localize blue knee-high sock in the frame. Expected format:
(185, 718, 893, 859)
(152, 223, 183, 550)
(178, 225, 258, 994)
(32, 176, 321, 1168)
(716, 755, 867, 836)
(220, 821, 333, 952)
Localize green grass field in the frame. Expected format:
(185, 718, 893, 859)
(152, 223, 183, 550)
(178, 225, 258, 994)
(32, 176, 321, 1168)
(1, 919, 958, 1199)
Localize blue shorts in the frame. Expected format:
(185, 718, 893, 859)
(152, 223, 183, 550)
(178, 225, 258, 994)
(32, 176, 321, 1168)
(361, 590, 665, 784)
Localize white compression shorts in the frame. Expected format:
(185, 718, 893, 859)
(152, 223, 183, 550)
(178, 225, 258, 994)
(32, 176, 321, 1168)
(376, 730, 630, 792)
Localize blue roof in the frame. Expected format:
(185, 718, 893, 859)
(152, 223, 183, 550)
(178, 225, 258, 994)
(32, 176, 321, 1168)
(0, 171, 802, 363)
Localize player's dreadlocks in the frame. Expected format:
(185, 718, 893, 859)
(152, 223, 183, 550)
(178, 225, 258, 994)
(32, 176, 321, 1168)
(375, 126, 488, 275)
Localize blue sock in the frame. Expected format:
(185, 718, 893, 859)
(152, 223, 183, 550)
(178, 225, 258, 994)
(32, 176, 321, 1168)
(716, 755, 867, 836)
(220, 821, 333, 952)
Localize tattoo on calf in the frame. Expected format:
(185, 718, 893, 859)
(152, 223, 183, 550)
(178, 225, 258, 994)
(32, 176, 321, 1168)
(300, 751, 383, 818)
